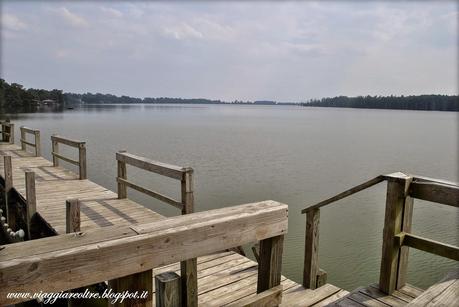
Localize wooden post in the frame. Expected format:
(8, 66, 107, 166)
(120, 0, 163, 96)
(117, 151, 127, 199)
(3, 156, 15, 229)
(155, 271, 181, 307)
(8, 123, 14, 144)
(180, 168, 197, 307)
(379, 175, 412, 294)
(25, 171, 36, 240)
(20, 127, 26, 150)
(1, 122, 4, 142)
(66, 199, 80, 233)
(34, 130, 41, 157)
(52, 135, 59, 166)
(257, 235, 284, 294)
(78, 143, 87, 180)
(108, 271, 153, 307)
(303, 208, 320, 289)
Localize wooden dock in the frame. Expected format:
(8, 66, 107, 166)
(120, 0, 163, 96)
(1, 120, 458, 307)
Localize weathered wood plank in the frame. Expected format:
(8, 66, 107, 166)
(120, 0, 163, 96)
(116, 152, 185, 180)
(155, 271, 181, 307)
(410, 181, 459, 208)
(301, 175, 385, 213)
(51, 135, 86, 148)
(226, 285, 282, 307)
(379, 176, 412, 294)
(25, 171, 36, 240)
(78, 144, 87, 180)
(257, 235, 284, 293)
(0, 201, 288, 304)
(396, 232, 459, 261)
(117, 178, 183, 210)
(109, 270, 153, 307)
(303, 208, 320, 289)
(407, 268, 458, 306)
(66, 199, 81, 233)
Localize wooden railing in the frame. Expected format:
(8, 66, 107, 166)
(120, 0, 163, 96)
(0, 120, 14, 144)
(1, 155, 37, 242)
(51, 135, 87, 179)
(0, 200, 288, 307)
(301, 172, 459, 294)
(20, 126, 41, 156)
(116, 150, 197, 306)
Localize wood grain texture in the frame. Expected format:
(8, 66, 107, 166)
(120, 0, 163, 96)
(0, 201, 288, 304)
(303, 208, 320, 289)
(66, 199, 81, 233)
(155, 271, 181, 307)
(257, 235, 284, 293)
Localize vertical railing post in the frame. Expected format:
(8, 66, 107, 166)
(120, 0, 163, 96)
(117, 151, 127, 199)
(180, 168, 197, 307)
(3, 155, 15, 229)
(78, 143, 87, 180)
(52, 135, 59, 166)
(155, 272, 182, 307)
(34, 130, 41, 157)
(379, 174, 412, 294)
(8, 123, 14, 144)
(257, 235, 284, 296)
(1, 122, 4, 142)
(20, 127, 26, 150)
(25, 171, 36, 240)
(108, 271, 153, 307)
(66, 199, 80, 233)
(303, 208, 320, 289)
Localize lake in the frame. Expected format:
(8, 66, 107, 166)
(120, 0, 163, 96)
(2, 104, 458, 291)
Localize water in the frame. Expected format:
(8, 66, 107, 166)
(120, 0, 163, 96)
(2, 104, 458, 291)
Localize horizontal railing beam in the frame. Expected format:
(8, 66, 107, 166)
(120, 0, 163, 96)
(301, 175, 385, 213)
(116, 152, 186, 180)
(117, 177, 183, 210)
(395, 232, 459, 261)
(20, 139, 36, 148)
(0, 200, 288, 304)
(20, 126, 39, 134)
(51, 152, 80, 166)
(409, 181, 459, 208)
(51, 135, 85, 148)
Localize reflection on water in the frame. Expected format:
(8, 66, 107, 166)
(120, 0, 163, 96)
(2, 104, 458, 290)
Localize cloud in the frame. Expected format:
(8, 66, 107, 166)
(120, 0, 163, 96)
(2, 14, 27, 31)
(100, 7, 123, 18)
(162, 23, 204, 40)
(56, 7, 89, 28)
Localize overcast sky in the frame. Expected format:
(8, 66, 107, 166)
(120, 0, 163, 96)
(1, 1, 457, 101)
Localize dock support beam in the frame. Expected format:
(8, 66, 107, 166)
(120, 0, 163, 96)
(257, 235, 284, 295)
(66, 199, 80, 233)
(108, 271, 153, 307)
(303, 208, 320, 289)
(25, 171, 36, 240)
(117, 150, 127, 199)
(180, 168, 198, 307)
(379, 174, 413, 294)
(155, 272, 181, 307)
(3, 156, 15, 229)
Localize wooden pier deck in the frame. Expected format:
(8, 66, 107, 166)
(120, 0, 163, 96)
(0, 142, 163, 234)
(0, 131, 349, 306)
(1, 121, 458, 307)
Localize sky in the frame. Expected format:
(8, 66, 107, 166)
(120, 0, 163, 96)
(1, 1, 458, 102)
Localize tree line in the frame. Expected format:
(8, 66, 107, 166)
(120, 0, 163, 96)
(302, 95, 458, 111)
(0, 79, 64, 112)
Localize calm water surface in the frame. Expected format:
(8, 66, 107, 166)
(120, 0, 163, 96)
(3, 104, 458, 290)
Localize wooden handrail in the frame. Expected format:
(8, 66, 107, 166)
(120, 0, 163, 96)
(115, 150, 196, 305)
(20, 126, 40, 156)
(1, 120, 14, 144)
(116, 177, 183, 210)
(51, 135, 85, 148)
(301, 172, 459, 293)
(51, 135, 87, 179)
(116, 151, 186, 180)
(301, 175, 385, 213)
(0, 200, 288, 305)
(395, 232, 459, 261)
